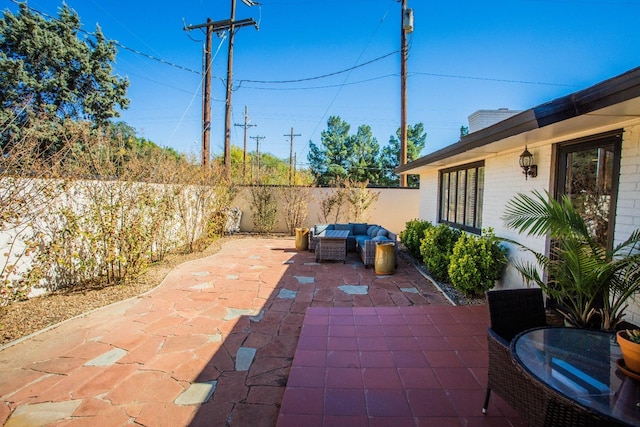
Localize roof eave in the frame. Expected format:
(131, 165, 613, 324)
(396, 65, 640, 174)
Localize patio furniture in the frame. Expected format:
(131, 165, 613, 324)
(309, 223, 397, 267)
(512, 327, 634, 426)
(483, 288, 547, 421)
(315, 229, 350, 263)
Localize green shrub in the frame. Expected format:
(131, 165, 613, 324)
(420, 224, 462, 282)
(448, 229, 508, 296)
(400, 219, 432, 259)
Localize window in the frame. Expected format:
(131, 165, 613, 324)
(555, 131, 621, 250)
(439, 162, 484, 233)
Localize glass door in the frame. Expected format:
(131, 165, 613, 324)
(555, 131, 622, 250)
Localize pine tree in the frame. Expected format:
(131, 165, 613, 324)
(0, 3, 129, 153)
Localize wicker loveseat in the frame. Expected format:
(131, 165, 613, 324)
(309, 223, 397, 267)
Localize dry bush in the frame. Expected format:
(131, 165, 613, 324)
(345, 179, 380, 223)
(280, 185, 311, 235)
(0, 118, 68, 305)
(250, 184, 278, 234)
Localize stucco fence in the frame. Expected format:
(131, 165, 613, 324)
(231, 186, 420, 235)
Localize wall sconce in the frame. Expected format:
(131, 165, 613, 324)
(519, 146, 537, 180)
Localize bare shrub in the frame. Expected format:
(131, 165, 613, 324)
(280, 186, 311, 235)
(316, 178, 348, 224)
(250, 184, 278, 234)
(0, 118, 68, 305)
(345, 179, 380, 223)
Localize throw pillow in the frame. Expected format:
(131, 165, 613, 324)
(334, 224, 352, 233)
(351, 223, 368, 236)
(376, 228, 388, 238)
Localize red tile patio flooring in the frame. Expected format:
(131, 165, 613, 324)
(278, 306, 525, 427)
(0, 237, 524, 426)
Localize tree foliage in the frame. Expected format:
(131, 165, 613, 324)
(380, 123, 427, 187)
(308, 116, 426, 187)
(0, 3, 129, 152)
(308, 116, 352, 185)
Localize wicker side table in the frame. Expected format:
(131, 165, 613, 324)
(315, 230, 350, 263)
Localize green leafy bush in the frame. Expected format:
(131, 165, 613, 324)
(448, 229, 508, 296)
(400, 219, 432, 259)
(420, 224, 462, 282)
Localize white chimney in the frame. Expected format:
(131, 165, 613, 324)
(468, 108, 522, 133)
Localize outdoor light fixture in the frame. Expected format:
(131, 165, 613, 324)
(519, 146, 537, 180)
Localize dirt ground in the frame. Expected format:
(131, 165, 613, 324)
(0, 239, 225, 345)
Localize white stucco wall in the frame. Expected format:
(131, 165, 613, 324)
(616, 124, 640, 325)
(233, 187, 420, 235)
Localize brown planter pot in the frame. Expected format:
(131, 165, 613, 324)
(617, 330, 640, 373)
(374, 242, 395, 275)
(295, 228, 309, 251)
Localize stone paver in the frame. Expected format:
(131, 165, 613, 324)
(0, 236, 453, 426)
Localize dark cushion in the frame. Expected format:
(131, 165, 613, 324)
(367, 225, 378, 237)
(355, 235, 370, 247)
(376, 228, 388, 238)
(351, 223, 368, 236)
(371, 236, 391, 242)
(334, 223, 353, 234)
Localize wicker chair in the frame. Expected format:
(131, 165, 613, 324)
(483, 288, 548, 421)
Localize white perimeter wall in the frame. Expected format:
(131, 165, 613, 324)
(233, 187, 420, 235)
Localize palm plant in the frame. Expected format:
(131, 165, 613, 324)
(502, 190, 640, 330)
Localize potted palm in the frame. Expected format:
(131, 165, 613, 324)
(502, 190, 640, 331)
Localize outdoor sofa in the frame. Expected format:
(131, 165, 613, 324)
(309, 223, 397, 267)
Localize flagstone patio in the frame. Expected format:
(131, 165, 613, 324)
(0, 237, 523, 426)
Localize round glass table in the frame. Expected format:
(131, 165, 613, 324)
(512, 327, 640, 426)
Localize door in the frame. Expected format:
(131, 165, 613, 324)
(555, 131, 622, 250)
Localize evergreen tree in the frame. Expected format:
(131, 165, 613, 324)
(0, 3, 129, 152)
(349, 124, 381, 184)
(308, 116, 351, 185)
(380, 123, 427, 187)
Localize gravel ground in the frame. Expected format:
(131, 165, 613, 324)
(0, 239, 225, 346)
(398, 250, 486, 306)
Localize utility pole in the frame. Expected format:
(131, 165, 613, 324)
(223, 0, 237, 179)
(224, 0, 260, 179)
(284, 127, 301, 185)
(399, 0, 413, 187)
(184, 3, 257, 174)
(202, 19, 213, 167)
(250, 135, 265, 181)
(234, 105, 256, 184)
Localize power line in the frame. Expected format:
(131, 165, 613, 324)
(412, 72, 579, 87)
(239, 74, 398, 91)
(239, 50, 398, 84)
(8, 0, 201, 75)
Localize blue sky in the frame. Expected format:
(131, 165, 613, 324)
(6, 0, 640, 164)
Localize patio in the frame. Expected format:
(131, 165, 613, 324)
(0, 237, 523, 426)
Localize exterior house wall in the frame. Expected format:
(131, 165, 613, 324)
(417, 170, 438, 222)
(416, 124, 640, 321)
(483, 148, 551, 288)
(616, 124, 640, 325)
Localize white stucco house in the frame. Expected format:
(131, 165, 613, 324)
(396, 66, 640, 324)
